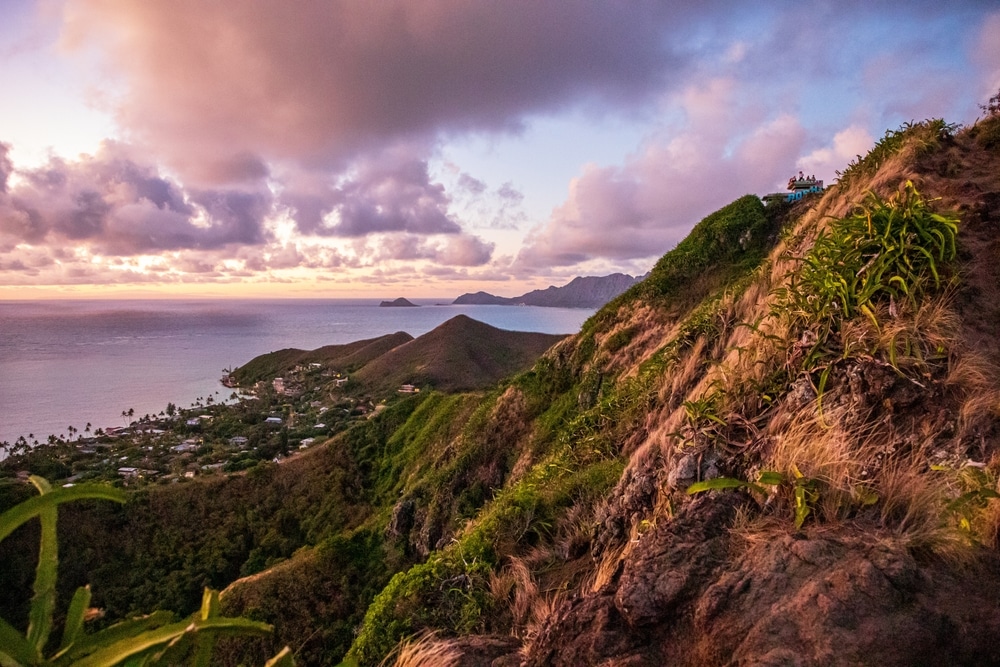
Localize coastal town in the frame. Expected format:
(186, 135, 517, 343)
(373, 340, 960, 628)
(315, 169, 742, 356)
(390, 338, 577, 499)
(0, 360, 386, 487)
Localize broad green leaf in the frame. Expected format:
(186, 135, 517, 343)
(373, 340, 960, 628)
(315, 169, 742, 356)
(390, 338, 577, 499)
(0, 616, 38, 665)
(72, 617, 272, 667)
(192, 590, 223, 667)
(686, 477, 765, 495)
(27, 476, 58, 653)
(54, 611, 175, 663)
(199, 589, 221, 621)
(855, 487, 879, 506)
(756, 471, 785, 486)
(794, 485, 811, 529)
(0, 484, 127, 543)
(60, 585, 93, 651)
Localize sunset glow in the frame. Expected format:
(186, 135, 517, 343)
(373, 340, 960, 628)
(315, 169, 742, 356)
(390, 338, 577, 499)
(1, 1, 998, 299)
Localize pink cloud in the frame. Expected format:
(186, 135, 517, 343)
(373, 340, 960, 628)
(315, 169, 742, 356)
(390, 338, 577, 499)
(0, 141, 272, 254)
(973, 11, 1000, 101)
(282, 149, 462, 237)
(798, 125, 874, 183)
(516, 82, 807, 269)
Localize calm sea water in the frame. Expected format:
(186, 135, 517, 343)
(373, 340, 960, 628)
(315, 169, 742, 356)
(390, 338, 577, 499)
(0, 299, 593, 446)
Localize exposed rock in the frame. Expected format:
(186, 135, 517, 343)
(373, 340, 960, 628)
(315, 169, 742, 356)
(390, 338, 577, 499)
(526, 493, 1000, 666)
(387, 498, 415, 541)
(666, 453, 699, 491)
(447, 635, 522, 666)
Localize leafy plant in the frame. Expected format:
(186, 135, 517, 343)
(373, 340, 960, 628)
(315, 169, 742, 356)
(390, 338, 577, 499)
(687, 467, 876, 530)
(0, 476, 293, 667)
(933, 463, 1000, 536)
(778, 180, 958, 369)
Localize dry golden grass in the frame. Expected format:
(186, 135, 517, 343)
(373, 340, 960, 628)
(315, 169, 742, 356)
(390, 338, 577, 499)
(387, 633, 460, 667)
(599, 303, 675, 374)
(947, 352, 1000, 445)
(586, 540, 626, 593)
(488, 551, 573, 644)
(764, 410, 880, 520)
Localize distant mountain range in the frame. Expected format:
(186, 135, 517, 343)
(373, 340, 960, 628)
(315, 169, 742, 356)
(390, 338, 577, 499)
(453, 273, 645, 309)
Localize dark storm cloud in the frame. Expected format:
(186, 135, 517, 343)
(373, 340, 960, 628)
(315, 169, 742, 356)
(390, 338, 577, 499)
(62, 1, 697, 185)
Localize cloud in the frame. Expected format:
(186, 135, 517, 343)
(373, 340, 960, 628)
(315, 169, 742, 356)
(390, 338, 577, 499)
(59, 1, 704, 185)
(973, 11, 1000, 99)
(282, 150, 462, 237)
(362, 232, 494, 267)
(457, 173, 487, 196)
(798, 125, 874, 180)
(0, 143, 12, 194)
(0, 141, 272, 254)
(516, 81, 808, 269)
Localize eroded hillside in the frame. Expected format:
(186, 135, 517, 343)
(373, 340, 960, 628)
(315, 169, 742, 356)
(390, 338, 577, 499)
(338, 117, 1000, 666)
(3, 116, 998, 667)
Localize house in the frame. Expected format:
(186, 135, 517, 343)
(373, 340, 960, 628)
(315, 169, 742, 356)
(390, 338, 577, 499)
(299, 438, 315, 449)
(398, 384, 419, 393)
(117, 467, 139, 478)
(186, 418, 201, 427)
(265, 416, 283, 425)
(229, 436, 249, 446)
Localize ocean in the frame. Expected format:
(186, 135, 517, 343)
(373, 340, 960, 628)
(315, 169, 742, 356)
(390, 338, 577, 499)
(0, 299, 593, 446)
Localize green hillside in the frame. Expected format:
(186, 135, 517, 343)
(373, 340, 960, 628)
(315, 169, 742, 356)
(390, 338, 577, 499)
(3, 112, 1000, 666)
(230, 331, 414, 385)
(353, 314, 569, 393)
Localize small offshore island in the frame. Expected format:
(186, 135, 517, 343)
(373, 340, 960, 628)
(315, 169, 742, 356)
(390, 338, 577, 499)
(378, 297, 419, 307)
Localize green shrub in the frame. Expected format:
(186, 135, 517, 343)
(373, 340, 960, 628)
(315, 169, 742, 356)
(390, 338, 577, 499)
(779, 180, 958, 368)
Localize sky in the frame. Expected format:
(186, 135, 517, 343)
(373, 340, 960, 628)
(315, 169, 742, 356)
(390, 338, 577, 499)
(0, 1, 998, 299)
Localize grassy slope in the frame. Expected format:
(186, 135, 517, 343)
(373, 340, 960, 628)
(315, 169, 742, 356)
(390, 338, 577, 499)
(344, 121, 1000, 665)
(6, 119, 994, 667)
(230, 331, 414, 384)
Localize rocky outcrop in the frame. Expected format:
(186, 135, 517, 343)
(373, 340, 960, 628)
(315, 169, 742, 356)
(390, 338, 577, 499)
(525, 494, 1000, 666)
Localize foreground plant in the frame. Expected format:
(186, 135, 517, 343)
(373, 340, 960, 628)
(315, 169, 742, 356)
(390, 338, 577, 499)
(0, 476, 293, 667)
(777, 179, 958, 369)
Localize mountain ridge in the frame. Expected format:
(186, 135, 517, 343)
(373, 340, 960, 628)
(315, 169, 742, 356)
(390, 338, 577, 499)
(453, 272, 643, 308)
